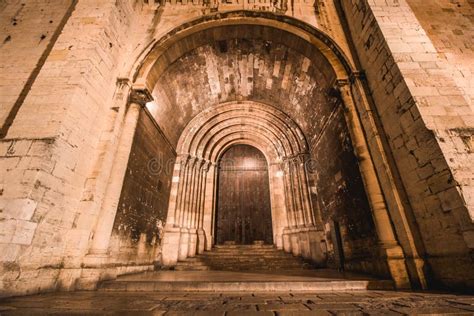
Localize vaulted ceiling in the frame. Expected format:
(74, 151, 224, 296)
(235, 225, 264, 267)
(145, 24, 339, 146)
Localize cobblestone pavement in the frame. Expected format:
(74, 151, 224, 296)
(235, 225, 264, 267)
(1, 290, 474, 315)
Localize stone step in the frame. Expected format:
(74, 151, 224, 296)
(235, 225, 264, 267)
(174, 265, 210, 271)
(201, 259, 302, 263)
(213, 245, 275, 249)
(100, 279, 394, 292)
(172, 245, 316, 272)
(202, 251, 291, 256)
(200, 255, 304, 260)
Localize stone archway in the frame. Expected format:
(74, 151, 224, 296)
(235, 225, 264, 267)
(161, 101, 326, 266)
(119, 11, 416, 288)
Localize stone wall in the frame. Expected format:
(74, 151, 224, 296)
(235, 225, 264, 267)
(110, 109, 176, 266)
(406, 0, 473, 107)
(339, 0, 474, 289)
(311, 105, 387, 277)
(1, 0, 472, 296)
(0, 0, 74, 136)
(0, 0, 157, 296)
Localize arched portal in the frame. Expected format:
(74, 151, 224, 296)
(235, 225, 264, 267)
(122, 11, 414, 288)
(216, 144, 273, 245)
(161, 101, 325, 266)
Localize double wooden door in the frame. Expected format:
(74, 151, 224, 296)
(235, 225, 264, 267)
(215, 145, 273, 245)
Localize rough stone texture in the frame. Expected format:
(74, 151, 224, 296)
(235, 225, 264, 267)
(0, 0, 156, 296)
(1, 290, 474, 315)
(109, 109, 176, 266)
(0, 0, 473, 297)
(0, 0, 73, 133)
(406, 0, 474, 107)
(150, 34, 335, 146)
(340, 0, 474, 289)
(312, 105, 384, 277)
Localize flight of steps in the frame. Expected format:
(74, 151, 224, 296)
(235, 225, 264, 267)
(174, 244, 314, 272)
(99, 243, 395, 292)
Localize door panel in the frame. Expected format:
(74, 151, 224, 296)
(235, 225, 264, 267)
(216, 145, 273, 245)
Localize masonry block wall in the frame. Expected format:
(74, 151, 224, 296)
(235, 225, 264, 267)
(340, 0, 474, 289)
(1, 0, 473, 297)
(0, 0, 74, 135)
(313, 104, 386, 277)
(0, 0, 157, 296)
(406, 0, 473, 107)
(110, 110, 176, 266)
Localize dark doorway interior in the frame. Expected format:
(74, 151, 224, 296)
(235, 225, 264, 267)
(215, 144, 273, 245)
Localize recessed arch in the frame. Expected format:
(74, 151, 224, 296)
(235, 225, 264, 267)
(161, 101, 322, 264)
(178, 101, 309, 162)
(135, 9, 413, 289)
(132, 10, 355, 92)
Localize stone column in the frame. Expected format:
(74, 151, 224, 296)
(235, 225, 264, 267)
(338, 80, 411, 289)
(188, 158, 203, 257)
(86, 88, 152, 259)
(202, 163, 217, 250)
(290, 157, 305, 227)
(282, 159, 296, 253)
(196, 161, 210, 254)
(162, 154, 189, 266)
(165, 154, 189, 226)
(297, 154, 316, 227)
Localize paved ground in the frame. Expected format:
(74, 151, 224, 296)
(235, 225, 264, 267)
(1, 290, 474, 315)
(114, 270, 382, 282)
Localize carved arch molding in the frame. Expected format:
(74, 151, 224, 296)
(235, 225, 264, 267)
(161, 101, 327, 265)
(128, 11, 415, 288)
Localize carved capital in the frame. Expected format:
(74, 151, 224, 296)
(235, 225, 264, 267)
(188, 156, 200, 167)
(201, 159, 212, 172)
(129, 88, 153, 107)
(178, 154, 191, 165)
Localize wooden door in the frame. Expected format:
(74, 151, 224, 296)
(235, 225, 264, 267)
(215, 145, 273, 245)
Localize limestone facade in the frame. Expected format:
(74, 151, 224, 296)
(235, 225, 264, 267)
(0, 0, 472, 296)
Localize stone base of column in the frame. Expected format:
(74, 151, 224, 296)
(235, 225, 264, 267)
(412, 257, 429, 290)
(196, 229, 207, 254)
(307, 228, 327, 266)
(178, 228, 190, 261)
(282, 230, 292, 253)
(382, 244, 411, 289)
(161, 227, 182, 266)
(274, 233, 283, 249)
(188, 229, 198, 257)
(205, 233, 213, 251)
(298, 229, 311, 259)
(290, 232, 301, 256)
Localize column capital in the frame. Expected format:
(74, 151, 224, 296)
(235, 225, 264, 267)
(177, 153, 191, 165)
(201, 159, 212, 172)
(128, 87, 153, 107)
